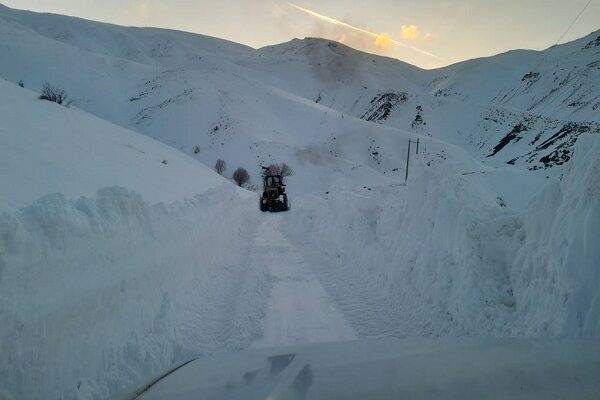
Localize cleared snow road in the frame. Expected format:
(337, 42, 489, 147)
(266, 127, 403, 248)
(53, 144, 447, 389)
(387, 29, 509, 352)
(251, 214, 356, 348)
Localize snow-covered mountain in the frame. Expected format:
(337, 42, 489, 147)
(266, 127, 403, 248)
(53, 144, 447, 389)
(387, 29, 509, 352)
(0, 3, 598, 400)
(1, 4, 598, 178)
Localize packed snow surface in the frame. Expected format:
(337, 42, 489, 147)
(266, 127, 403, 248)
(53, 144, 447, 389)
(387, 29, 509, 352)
(249, 216, 356, 348)
(0, 3, 599, 400)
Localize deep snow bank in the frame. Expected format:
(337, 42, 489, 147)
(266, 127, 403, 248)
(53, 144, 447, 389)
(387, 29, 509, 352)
(283, 135, 600, 338)
(508, 133, 600, 337)
(284, 160, 517, 337)
(0, 186, 265, 400)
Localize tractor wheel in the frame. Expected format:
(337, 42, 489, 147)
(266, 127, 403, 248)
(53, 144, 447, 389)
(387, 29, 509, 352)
(281, 195, 289, 211)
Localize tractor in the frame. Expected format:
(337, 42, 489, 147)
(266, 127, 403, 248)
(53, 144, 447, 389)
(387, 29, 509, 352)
(260, 171, 289, 212)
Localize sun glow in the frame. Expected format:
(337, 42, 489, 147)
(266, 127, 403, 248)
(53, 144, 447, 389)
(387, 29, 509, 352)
(287, 2, 439, 59)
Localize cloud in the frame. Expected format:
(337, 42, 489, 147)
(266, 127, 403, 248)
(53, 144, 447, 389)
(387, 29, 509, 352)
(374, 33, 392, 48)
(287, 3, 440, 59)
(401, 24, 420, 40)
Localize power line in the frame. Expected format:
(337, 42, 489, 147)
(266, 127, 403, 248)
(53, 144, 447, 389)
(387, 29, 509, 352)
(529, 0, 593, 72)
(555, 0, 594, 46)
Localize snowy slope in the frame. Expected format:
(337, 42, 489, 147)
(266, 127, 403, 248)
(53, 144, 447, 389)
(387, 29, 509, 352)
(419, 30, 600, 169)
(238, 38, 425, 116)
(0, 80, 227, 212)
(239, 33, 600, 172)
(0, 6, 414, 191)
(1, 4, 597, 178)
(0, 3, 252, 67)
(426, 31, 600, 120)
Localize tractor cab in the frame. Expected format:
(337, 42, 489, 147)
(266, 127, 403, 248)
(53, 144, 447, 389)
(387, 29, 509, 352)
(260, 172, 289, 212)
(265, 175, 282, 187)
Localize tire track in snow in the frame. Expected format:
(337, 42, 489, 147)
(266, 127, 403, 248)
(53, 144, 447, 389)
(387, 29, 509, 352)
(290, 245, 417, 338)
(284, 225, 460, 339)
(251, 215, 356, 348)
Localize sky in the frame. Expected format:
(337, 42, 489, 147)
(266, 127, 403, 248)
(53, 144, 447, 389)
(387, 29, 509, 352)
(3, 0, 600, 68)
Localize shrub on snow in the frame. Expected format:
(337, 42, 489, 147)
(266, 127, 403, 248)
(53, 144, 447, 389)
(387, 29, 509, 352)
(232, 167, 249, 186)
(39, 83, 69, 105)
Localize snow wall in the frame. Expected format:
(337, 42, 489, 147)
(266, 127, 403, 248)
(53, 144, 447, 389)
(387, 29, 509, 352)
(508, 133, 600, 337)
(284, 134, 600, 338)
(0, 185, 264, 400)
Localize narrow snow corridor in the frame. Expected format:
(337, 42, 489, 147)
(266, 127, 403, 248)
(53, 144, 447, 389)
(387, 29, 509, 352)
(251, 215, 356, 348)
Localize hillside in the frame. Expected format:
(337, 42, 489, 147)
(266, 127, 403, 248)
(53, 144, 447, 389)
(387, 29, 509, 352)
(1, 4, 598, 178)
(0, 80, 230, 211)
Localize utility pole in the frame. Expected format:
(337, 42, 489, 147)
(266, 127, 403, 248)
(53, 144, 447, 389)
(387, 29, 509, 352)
(405, 139, 411, 183)
(416, 138, 419, 154)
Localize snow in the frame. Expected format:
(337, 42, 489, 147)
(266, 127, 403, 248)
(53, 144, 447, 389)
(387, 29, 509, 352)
(0, 3, 252, 67)
(0, 186, 263, 400)
(282, 155, 519, 337)
(507, 133, 600, 337)
(1, 4, 597, 178)
(0, 3, 599, 400)
(281, 134, 600, 338)
(0, 80, 268, 399)
(0, 80, 227, 212)
(249, 215, 356, 348)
